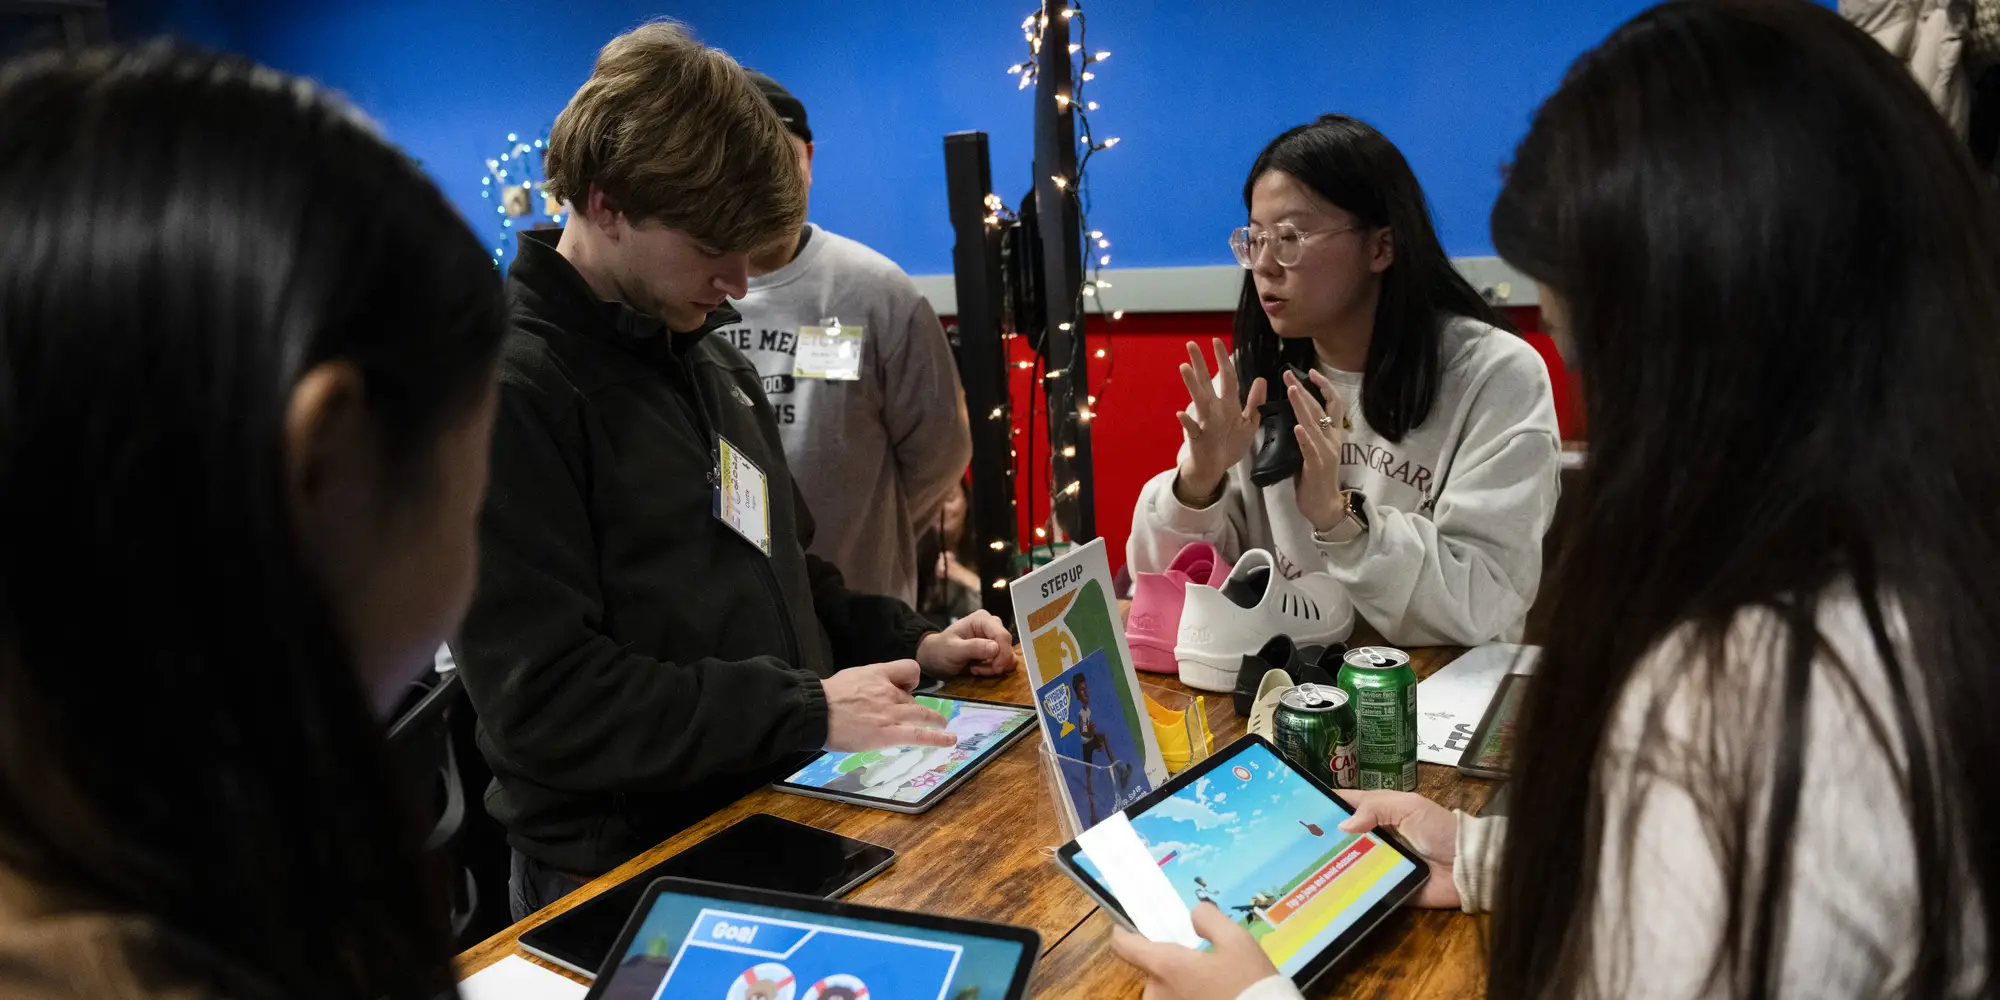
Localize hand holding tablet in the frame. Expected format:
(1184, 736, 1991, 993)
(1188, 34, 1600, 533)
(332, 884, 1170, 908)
(1106, 787, 1468, 1000)
(1332, 789, 1464, 910)
(1110, 902, 1284, 1000)
(1055, 736, 1432, 990)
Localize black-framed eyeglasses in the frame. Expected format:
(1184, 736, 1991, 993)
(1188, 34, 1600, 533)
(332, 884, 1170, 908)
(1228, 221, 1363, 269)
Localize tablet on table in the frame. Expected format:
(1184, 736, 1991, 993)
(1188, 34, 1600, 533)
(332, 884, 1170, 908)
(1457, 671, 1527, 780)
(773, 696, 1037, 813)
(518, 815, 895, 978)
(1055, 735, 1431, 990)
(583, 877, 1040, 1000)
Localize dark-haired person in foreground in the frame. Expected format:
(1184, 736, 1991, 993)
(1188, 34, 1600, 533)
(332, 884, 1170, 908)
(0, 46, 503, 1000)
(1116, 2, 1999, 997)
(1127, 115, 1562, 648)
(453, 22, 1014, 921)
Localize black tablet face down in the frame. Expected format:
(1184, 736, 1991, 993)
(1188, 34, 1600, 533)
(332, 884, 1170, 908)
(518, 815, 895, 977)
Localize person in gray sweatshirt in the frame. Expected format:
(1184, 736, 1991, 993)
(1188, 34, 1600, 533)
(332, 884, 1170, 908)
(1128, 115, 1561, 649)
(722, 71, 972, 606)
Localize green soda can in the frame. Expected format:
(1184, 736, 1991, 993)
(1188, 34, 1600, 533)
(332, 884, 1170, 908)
(1272, 683, 1359, 789)
(1338, 646, 1418, 791)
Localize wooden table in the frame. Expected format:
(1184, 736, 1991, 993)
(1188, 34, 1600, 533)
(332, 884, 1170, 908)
(458, 647, 1493, 998)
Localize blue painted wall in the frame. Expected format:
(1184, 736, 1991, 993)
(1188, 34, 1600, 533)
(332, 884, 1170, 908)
(113, 0, 246, 50)
(140, 1, 1837, 276)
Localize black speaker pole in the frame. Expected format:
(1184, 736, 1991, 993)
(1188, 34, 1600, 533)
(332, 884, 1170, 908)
(1030, 0, 1095, 541)
(943, 130, 1018, 623)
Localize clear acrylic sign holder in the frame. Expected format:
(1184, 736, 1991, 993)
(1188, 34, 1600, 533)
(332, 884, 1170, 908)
(1143, 682, 1214, 777)
(1038, 743, 1123, 843)
(1038, 682, 1217, 844)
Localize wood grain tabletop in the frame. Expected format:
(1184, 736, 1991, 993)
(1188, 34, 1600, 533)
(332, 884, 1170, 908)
(457, 644, 1493, 999)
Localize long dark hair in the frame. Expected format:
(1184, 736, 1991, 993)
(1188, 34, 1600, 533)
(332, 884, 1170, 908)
(1491, 2, 2000, 997)
(1234, 115, 1509, 441)
(0, 46, 503, 1000)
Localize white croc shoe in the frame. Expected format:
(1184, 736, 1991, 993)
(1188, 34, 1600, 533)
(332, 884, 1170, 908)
(1174, 549, 1353, 692)
(1247, 670, 1296, 742)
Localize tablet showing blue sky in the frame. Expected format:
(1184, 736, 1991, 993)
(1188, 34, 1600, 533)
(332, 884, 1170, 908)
(594, 890, 1028, 1000)
(1074, 741, 1419, 977)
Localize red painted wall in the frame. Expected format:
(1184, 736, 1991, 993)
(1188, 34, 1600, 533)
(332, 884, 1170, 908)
(957, 306, 1581, 574)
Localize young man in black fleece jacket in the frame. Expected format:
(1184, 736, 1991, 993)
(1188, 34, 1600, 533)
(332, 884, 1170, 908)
(454, 22, 1016, 920)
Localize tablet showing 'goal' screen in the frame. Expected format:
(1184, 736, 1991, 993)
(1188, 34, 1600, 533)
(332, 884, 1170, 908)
(582, 878, 1038, 1000)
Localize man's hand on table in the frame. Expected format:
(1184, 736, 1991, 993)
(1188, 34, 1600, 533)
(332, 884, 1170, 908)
(822, 660, 954, 752)
(821, 613, 1017, 753)
(915, 610, 1018, 678)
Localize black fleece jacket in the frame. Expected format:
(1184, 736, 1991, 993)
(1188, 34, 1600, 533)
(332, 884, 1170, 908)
(457, 231, 934, 873)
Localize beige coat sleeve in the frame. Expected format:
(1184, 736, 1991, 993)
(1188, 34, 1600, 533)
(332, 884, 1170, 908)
(1843, 0, 1970, 133)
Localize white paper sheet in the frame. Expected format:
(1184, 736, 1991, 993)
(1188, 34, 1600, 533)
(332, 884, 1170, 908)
(1415, 644, 1539, 766)
(457, 955, 588, 1000)
(1076, 811, 1203, 948)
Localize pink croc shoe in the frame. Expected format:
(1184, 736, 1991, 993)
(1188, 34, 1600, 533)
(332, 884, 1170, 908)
(1126, 543, 1234, 675)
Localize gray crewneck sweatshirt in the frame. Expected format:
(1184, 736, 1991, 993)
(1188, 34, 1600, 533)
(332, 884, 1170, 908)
(1129, 316, 1561, 646)
(721, 224, 971, 605)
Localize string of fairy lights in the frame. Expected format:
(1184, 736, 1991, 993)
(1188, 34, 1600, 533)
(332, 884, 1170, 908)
(479, 132, 564, 268)
(990, 1, 1125, 568)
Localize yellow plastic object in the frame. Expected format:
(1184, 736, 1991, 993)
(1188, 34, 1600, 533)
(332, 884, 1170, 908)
(1146, 689, 1215, 775)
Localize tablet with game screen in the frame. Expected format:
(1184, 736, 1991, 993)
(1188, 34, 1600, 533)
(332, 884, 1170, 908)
(581, 877, 1039, 1000)
(773, 696, 1036, 813)
(1054, 735, 1430, 989)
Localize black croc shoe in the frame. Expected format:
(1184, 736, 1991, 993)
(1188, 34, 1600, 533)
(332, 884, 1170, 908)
(1296, 642, 1345, 688)
(1235, 635, 1302, 716)
(1249, 367, 1326, 488)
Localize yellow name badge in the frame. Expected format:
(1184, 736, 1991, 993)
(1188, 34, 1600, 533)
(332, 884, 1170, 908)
(794, 322, 864, 381)
(713, 436, 771, 555)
